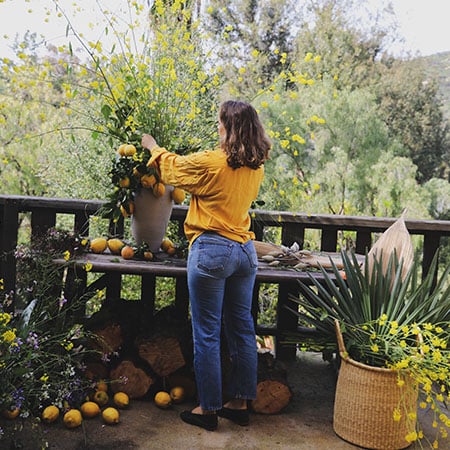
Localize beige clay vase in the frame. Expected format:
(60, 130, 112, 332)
(131, 185, 174, 253)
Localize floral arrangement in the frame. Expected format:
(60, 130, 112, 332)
(288, 251, 450, 448)
(50, 0, 223, 222)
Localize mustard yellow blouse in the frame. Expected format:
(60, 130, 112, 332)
(148, 147, 264, 245)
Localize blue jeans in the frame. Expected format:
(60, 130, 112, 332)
(187, 232, 258, 411)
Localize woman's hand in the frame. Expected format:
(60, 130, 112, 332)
(142, 134, 158, 151)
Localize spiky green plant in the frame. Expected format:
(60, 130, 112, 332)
(286, 250, 450, 360)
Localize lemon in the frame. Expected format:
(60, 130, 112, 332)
(154, 391, 171, 409)
(63, 409, 82, 428)
(160, 238, 174, 252)
(171, 188, 186, 204)
(152, 182, 166, 198)
(140, 174, 157, 189)
(169, 386, 185, 404)
(143, 250, 153, 261)
(2, 408, 20, 419)
(119, 177, 130, 188)
(96, 380, 108, 392)
(107, 238, 125, 255)
(166, 246, 176, 256)
(102, 407, 120, 424)
(80, 401, 100, 418)
(124, 144, 137, 157)
(90, 237, 108, 254)
(42, 405, 59, 423)
(121, 245, 135, 260)
(93, 390, 109, 406)
(117, 144, 127, 156)
(113, 392, 129, 409)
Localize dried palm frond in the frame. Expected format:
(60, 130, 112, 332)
(366, 210, 414, 282)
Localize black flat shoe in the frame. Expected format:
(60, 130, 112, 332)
(217, 407, 249, 426)
(180, 410, 218, 431)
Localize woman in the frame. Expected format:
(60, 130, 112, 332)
(142, 100, 271, 431)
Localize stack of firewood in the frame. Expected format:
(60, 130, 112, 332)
(84, 300, 292, 414)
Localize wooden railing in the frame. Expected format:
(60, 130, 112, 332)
(1, 194, 450, 358)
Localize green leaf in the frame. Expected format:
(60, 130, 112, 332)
(101, 104, 112, 121)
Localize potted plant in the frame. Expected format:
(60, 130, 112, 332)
(288, 249, 450, 449)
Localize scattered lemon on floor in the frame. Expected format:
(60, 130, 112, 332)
(96, 380, 108, 392)
(113, 392, 129, 409)
(63, 409, 82, 428)
(169, 386, 185, 404)
(102, 407, 120, 424)
(2, 408, 20, 419)
(93, 390, 109, 406)
(154, 391, 172, 409)
(42, 405, 59, 423)
(80, 401, 101, 418)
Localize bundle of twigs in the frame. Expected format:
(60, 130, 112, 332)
(254, 241, 345, 270)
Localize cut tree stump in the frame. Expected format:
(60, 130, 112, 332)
(91, 322, 124, 354)
(109, 360, 154, 398)
(137, 335, 186, 377)
(251, 352, 293, 414)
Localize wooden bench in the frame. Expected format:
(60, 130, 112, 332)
(54, 252, 331, 359)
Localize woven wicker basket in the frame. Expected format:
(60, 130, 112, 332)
(333, 320, 418, 450)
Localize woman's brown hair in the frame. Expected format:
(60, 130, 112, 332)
(219, 100, 271, 169)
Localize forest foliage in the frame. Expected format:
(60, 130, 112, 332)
(0, 0, 449, 223)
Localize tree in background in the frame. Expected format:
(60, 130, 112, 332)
(205, 0, 299, 93)
(375, 60, 449, 183)
(0, 34, 65, 197)
(291, 0, 449, 185)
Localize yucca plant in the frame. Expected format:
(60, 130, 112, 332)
(286, 250, 450, 365)
(287, 251, 450, 448)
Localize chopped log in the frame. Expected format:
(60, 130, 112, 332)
(110, 360, 154, 398)
(83, 361, 109, 381)
(92, 322, 124, 354)
(250, 352, 292, 414)
(137, 335, 186, 377)
(251, 379, 292, 414)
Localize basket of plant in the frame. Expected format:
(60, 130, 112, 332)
(286, 217, 450, 449)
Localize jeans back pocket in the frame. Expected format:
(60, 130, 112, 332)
(197, 238, 233, 273)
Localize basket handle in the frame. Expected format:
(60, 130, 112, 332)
(334, 319, 347, 355)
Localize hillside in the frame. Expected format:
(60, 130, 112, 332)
(420, 51, 450, 119)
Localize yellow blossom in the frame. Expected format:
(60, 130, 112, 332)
(2, 329, 16, 342)
(405, 431, 418, 443)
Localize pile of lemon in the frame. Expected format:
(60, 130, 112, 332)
(41, 381, 129, 429)
(153, 386, 186, 409)
(88, 236, 179, 260)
